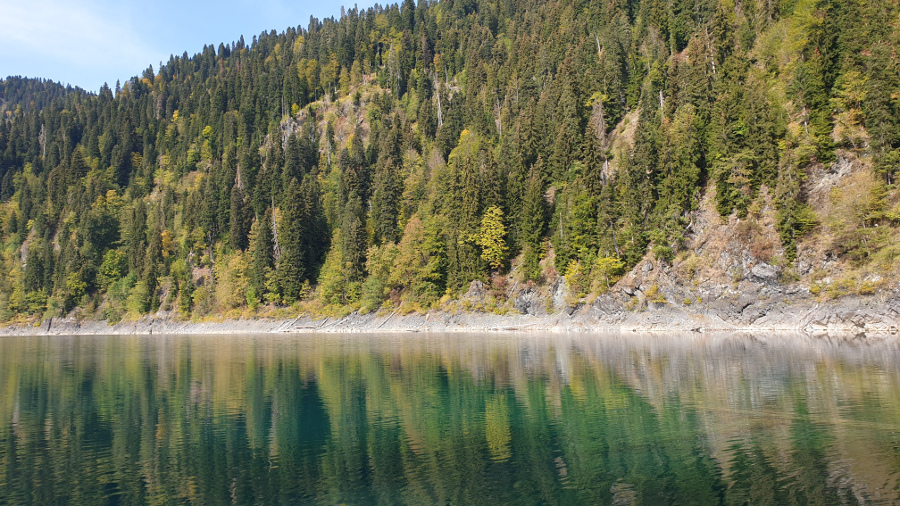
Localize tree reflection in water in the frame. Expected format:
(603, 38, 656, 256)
(0, 332, 898, 504)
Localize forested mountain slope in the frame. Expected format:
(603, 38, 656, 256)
(0, 0, 898, 322)
(0, 77, 83, 117)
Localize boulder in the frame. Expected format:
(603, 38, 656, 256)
(750, 262, 778, 283)
(464, 280, 486, 300)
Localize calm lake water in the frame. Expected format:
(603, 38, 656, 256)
(0, 332, 899, 505)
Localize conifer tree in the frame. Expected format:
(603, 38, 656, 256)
(249, 209, 275, 302)
(443, 130, 484, 290)
(371, 125, 403, 244)
(340, 192, 368, 290)
(520, 165, 546, 281)
(276, 178, 307, 303)
(229, 182, 251, 251)
(548, 71, 583, 182)
(298, 173, 327, 272)
(125, 202, 147, 275)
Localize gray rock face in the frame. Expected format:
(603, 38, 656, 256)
(750, 262, 778, 283)
(592, 297, 621, 316)
(785, 284, 807, 295)
(514, 289, 545, 316)
(648, 300, 666, 311)
(553, 278, 568, 312)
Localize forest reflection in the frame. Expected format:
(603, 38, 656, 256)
(1, 333, 899, 504)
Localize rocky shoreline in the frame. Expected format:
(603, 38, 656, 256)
(2, 290, 898, 337)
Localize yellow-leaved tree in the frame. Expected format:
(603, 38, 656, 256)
(477, 206, 508, 272)
(593, 256, 626, 293)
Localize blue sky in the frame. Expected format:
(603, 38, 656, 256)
(0, 0, 378, 93)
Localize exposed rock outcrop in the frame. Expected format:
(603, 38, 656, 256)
(2, 289, 897, 337)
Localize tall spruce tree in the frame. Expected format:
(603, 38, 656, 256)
(249, 209, 275, 301)
(276, 178, 308, 303)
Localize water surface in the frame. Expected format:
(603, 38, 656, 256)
(1, 332, 899, 504)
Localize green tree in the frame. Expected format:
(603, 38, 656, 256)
(249, 209, 275, 302)
(340, 192, 368, 288)
(276, 178, 308, 303)
(520, 166, 546, 281)
(229, 182, 251, 251)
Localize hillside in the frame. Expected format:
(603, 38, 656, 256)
(0, 0, 898, 326)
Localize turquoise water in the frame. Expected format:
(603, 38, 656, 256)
(0, 333, 899, 504)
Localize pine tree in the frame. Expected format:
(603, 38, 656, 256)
(229, 182, 251, 251)
(297, 174, 327, 273)
(249, 209, 275, 302)
(340, 192, 368, 291)
(864, 43, 900, 183)
(125, 202, 147, 275)
(339, 132, 370, 204)
(283, 132, 304, 184)
(371, 128, 402, 244)
(520, 165, 546, 281)
(548, 70, 584, 182)
(276, 178, 307, 303)
(443, 130, 484, 290)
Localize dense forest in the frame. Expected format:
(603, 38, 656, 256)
(0, 0, 898, 321)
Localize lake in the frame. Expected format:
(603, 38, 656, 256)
(0, 332, 898, 504)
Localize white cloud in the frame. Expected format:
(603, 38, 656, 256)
(0, 0, 378, 89)
(0, 0, 160, 85)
